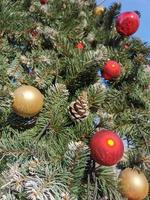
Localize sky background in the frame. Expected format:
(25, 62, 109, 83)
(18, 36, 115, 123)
(96, 0, 150, 43)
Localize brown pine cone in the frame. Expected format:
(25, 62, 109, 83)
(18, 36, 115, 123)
(68, 91, 89, 122)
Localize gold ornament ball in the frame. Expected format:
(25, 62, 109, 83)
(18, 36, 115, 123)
(94, 6, 104, 16)
(12, 85, 44, 118)
(119, 168, 149, 200)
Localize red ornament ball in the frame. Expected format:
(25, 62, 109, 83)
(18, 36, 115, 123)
(89, 130, 124, 166)
(40, 0, 48, 5)
(115, 12, 140, 36)
(102, 60, 121, 80)
(75, 42, 84, 49)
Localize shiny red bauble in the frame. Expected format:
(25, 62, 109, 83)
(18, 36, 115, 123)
(75, 42, 84, 49)
(102, 60, 121, 80)
(115, 12, 140, 36)
(89, 130, 124, 166)
(40, 0, 48, 5)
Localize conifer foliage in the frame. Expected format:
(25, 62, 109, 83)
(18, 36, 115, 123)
(0, 0, 150, 199)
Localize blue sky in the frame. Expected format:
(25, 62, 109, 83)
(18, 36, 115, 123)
(96, 0, 150, 43)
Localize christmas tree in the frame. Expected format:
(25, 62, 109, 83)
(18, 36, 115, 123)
(0, 0, 149, 199)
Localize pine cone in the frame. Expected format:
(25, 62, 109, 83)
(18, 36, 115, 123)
(68, 91, 89, 122)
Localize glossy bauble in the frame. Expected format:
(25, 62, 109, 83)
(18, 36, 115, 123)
(115, 12, 140, 36)
(119, 168, 149, 200)
(40, 0, 48, 5)
(12, 85, 44, 118)
(89, 130, 124, 166)
(94, 6, 104, 16)
(102, 60, 121, 80)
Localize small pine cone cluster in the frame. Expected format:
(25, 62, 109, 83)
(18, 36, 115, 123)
(68, 91, 89, 122)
